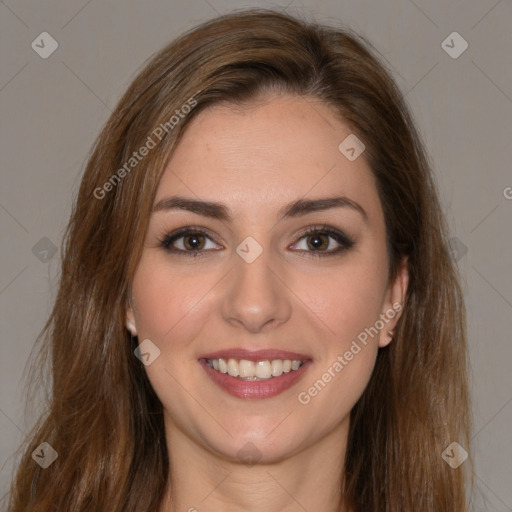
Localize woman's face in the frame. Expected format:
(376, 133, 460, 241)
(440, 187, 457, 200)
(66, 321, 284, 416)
(126, 93, 407, 464)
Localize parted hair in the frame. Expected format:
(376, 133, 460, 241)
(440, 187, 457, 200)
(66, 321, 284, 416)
(7, 8, 472, 511)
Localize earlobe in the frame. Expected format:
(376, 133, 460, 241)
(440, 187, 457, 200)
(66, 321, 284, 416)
(379, 329, 395, 348)
(126, 317, 137, 336)
(378, 257, 409, 348)
(125, 302, 137, 336)
(391, 256, 409, 314)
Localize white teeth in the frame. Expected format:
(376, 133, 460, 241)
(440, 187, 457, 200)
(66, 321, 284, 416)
(239, 359, 254, 378)
(206, 358, 305, 380)
(255, 360, 271, 379)
(227, 358, 239, 377)
(291, 360, 301, 371)
(218, 358, 228, 373)
(271, 359, 283, 376)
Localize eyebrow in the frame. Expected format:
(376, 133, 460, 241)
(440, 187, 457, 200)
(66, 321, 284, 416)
(153, 195, 368, 223)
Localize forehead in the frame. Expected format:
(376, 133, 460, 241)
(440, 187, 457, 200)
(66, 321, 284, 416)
(155, 94, 382, 223)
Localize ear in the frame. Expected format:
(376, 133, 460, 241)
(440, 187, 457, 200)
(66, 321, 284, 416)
(125, 296, 138, 337)
(378, 256, 409, 348)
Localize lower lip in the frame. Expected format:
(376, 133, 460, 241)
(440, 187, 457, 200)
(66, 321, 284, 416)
(199, 359, 312, 399)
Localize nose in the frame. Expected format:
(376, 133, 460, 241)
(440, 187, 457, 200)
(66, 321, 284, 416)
(221, 246, 292, 334)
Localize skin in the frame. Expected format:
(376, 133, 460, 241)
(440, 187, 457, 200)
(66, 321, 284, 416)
(126, 93, 408, 512)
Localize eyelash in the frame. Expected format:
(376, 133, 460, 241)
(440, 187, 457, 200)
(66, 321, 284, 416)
(158, 224, 355, 259)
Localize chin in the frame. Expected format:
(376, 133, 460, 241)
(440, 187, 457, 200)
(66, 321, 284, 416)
(195, 417, 317, 465)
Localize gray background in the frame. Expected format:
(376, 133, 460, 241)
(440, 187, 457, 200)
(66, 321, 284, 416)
(1, 0, 511, 510)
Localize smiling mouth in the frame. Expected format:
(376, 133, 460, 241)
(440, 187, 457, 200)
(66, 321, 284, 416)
(204, 357, 305, 380)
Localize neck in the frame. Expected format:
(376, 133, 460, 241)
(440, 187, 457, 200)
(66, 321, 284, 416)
(158, 415, 350, 512)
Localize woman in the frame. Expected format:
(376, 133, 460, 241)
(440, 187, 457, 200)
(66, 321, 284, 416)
(8, 8, 472, 511)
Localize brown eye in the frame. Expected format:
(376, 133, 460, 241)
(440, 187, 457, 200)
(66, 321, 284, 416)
(160, 224, 354, 259)
(182, 232, 206, 250)
(290, 225, 355, 258)
(305, 232, 330, 251)
(160, 227, 221, 257)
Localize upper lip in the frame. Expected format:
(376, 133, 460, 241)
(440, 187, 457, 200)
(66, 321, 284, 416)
(199, 348, 312, 362)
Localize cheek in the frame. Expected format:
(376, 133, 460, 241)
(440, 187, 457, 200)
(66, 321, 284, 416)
(130, 258, 213, 418)
(296, 267, 385, 423)
(299, 256, 389, 346)
(130, 254, 209, 346)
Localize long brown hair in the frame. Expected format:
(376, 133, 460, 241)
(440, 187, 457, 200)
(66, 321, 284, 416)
(7, 8, 472, 511)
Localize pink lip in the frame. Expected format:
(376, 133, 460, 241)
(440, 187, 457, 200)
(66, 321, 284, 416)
(198, 349, 313, 400)
(198, 348, 311, 362)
